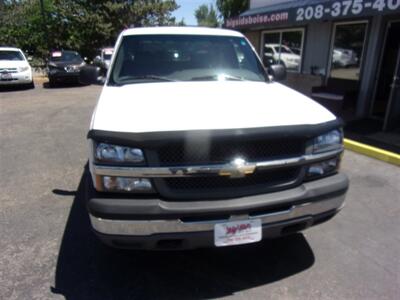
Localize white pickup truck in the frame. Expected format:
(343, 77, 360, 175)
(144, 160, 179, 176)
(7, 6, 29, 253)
(81, 27, 349, 250)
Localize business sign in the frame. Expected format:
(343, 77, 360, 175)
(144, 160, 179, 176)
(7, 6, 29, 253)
(226, 0, 400, 29)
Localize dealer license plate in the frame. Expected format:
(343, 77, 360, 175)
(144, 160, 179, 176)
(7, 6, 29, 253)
(1, 73, 12, 80)
(214, 219, 262, 247)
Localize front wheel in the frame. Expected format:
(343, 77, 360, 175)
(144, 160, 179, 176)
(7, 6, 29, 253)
(48, 77, 56, 88)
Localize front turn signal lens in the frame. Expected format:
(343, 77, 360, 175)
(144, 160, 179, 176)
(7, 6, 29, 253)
(102, 176, 154, 193)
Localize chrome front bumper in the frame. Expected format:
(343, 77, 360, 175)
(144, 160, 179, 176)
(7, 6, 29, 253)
(89, 187, 346, 236)
(87, 171, 348, 249)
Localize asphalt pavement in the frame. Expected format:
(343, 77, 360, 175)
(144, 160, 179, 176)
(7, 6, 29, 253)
(0, 83, 399, 300)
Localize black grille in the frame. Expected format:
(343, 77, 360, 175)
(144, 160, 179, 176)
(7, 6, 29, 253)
(155, 137, 305, 166)
(150, 136, 305, 200)
(158, 167, 302, 200)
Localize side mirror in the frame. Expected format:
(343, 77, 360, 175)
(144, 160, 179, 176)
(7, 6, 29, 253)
(27, 56, 33, 62)
(268, 64, 286, 81)
(263, 57, 274, 68)
(79, 65, 102, 85)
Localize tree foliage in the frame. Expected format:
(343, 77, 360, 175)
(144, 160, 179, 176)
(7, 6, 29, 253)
(194, 4, 219, 27)
(216, 0, 249, 21)
(0, 0, 182, 60)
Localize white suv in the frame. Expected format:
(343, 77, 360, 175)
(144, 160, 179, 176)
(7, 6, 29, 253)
(0, 47, 34, 88)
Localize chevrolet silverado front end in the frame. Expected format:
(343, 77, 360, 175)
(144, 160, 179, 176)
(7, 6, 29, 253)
(84, 27, 349, 250)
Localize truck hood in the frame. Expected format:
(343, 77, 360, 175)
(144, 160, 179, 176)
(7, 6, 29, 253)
(91, 81, 336, 133)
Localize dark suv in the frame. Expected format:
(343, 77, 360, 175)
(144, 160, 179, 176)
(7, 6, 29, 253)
(47, 50, 85, 86)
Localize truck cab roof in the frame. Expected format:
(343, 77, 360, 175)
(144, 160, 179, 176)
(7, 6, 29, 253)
(122, 26, 243, 37)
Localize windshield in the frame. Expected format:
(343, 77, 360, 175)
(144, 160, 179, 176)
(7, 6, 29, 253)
(103, 54, 112, 60)
(109, 34, 266, 85)
(50, 51, 83, 62)
(0, 50, 24, 61)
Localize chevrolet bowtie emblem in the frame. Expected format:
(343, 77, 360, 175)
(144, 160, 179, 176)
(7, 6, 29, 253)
(219, 158, 256, 178)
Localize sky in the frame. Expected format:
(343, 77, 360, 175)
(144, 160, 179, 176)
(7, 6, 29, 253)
(172, 0, 217, 26)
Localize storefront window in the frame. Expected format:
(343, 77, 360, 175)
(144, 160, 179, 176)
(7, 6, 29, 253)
(329, 22, 367, 81)
(262, 29, 304, 72)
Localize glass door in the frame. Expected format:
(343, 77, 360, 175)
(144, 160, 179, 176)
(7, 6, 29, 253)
(383, 36, 400, 131)
(372, 21, 400, 125)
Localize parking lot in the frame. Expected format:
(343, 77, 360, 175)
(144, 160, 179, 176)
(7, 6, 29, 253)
(0, 83, 399, 300)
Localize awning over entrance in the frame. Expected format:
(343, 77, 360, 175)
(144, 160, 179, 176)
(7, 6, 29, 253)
(225, 0, 400, 29)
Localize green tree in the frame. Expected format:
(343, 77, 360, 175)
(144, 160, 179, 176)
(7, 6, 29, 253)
(0, 0, 181, 60)
(194, 4, 219, 27)
(216, 0, 249, 21)
(0, 0, 55, 59)
(175, 18, 186, 26)
(48, 0, 180, 58)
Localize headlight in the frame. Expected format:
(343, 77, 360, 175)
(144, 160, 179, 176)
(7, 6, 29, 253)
(95, 142, 144, 163)
(313, 129, 343, 153)
(19, 66, 29, 72)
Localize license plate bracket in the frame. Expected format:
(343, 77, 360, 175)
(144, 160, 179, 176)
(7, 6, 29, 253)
(214, 219, 262, 247)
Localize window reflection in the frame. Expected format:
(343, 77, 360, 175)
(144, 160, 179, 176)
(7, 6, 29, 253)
(330, 22, 367, 80)
(262, 29, 303, 72)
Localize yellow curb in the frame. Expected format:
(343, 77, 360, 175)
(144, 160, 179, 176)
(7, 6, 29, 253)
(344, 138, 400, 166)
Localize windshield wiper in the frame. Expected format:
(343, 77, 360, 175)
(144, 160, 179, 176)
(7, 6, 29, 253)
(189, 74, 245, 81)
(116, 75, 176, 85)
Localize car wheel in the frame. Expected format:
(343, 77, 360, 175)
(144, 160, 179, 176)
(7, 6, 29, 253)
(27, 81, 35, 89)
(48, 78, 56, 88)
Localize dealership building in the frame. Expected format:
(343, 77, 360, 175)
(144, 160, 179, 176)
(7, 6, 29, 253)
(226, 0, 400, 132)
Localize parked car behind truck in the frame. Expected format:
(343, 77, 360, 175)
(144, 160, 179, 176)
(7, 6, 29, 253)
(264, 44, 301, 71)
(94, 47, 114, 70)
(47, 50, 86, 87)
(81, 27, 349, 250)
(0, 47, 34, 89)
(332, 48, 359, 67)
